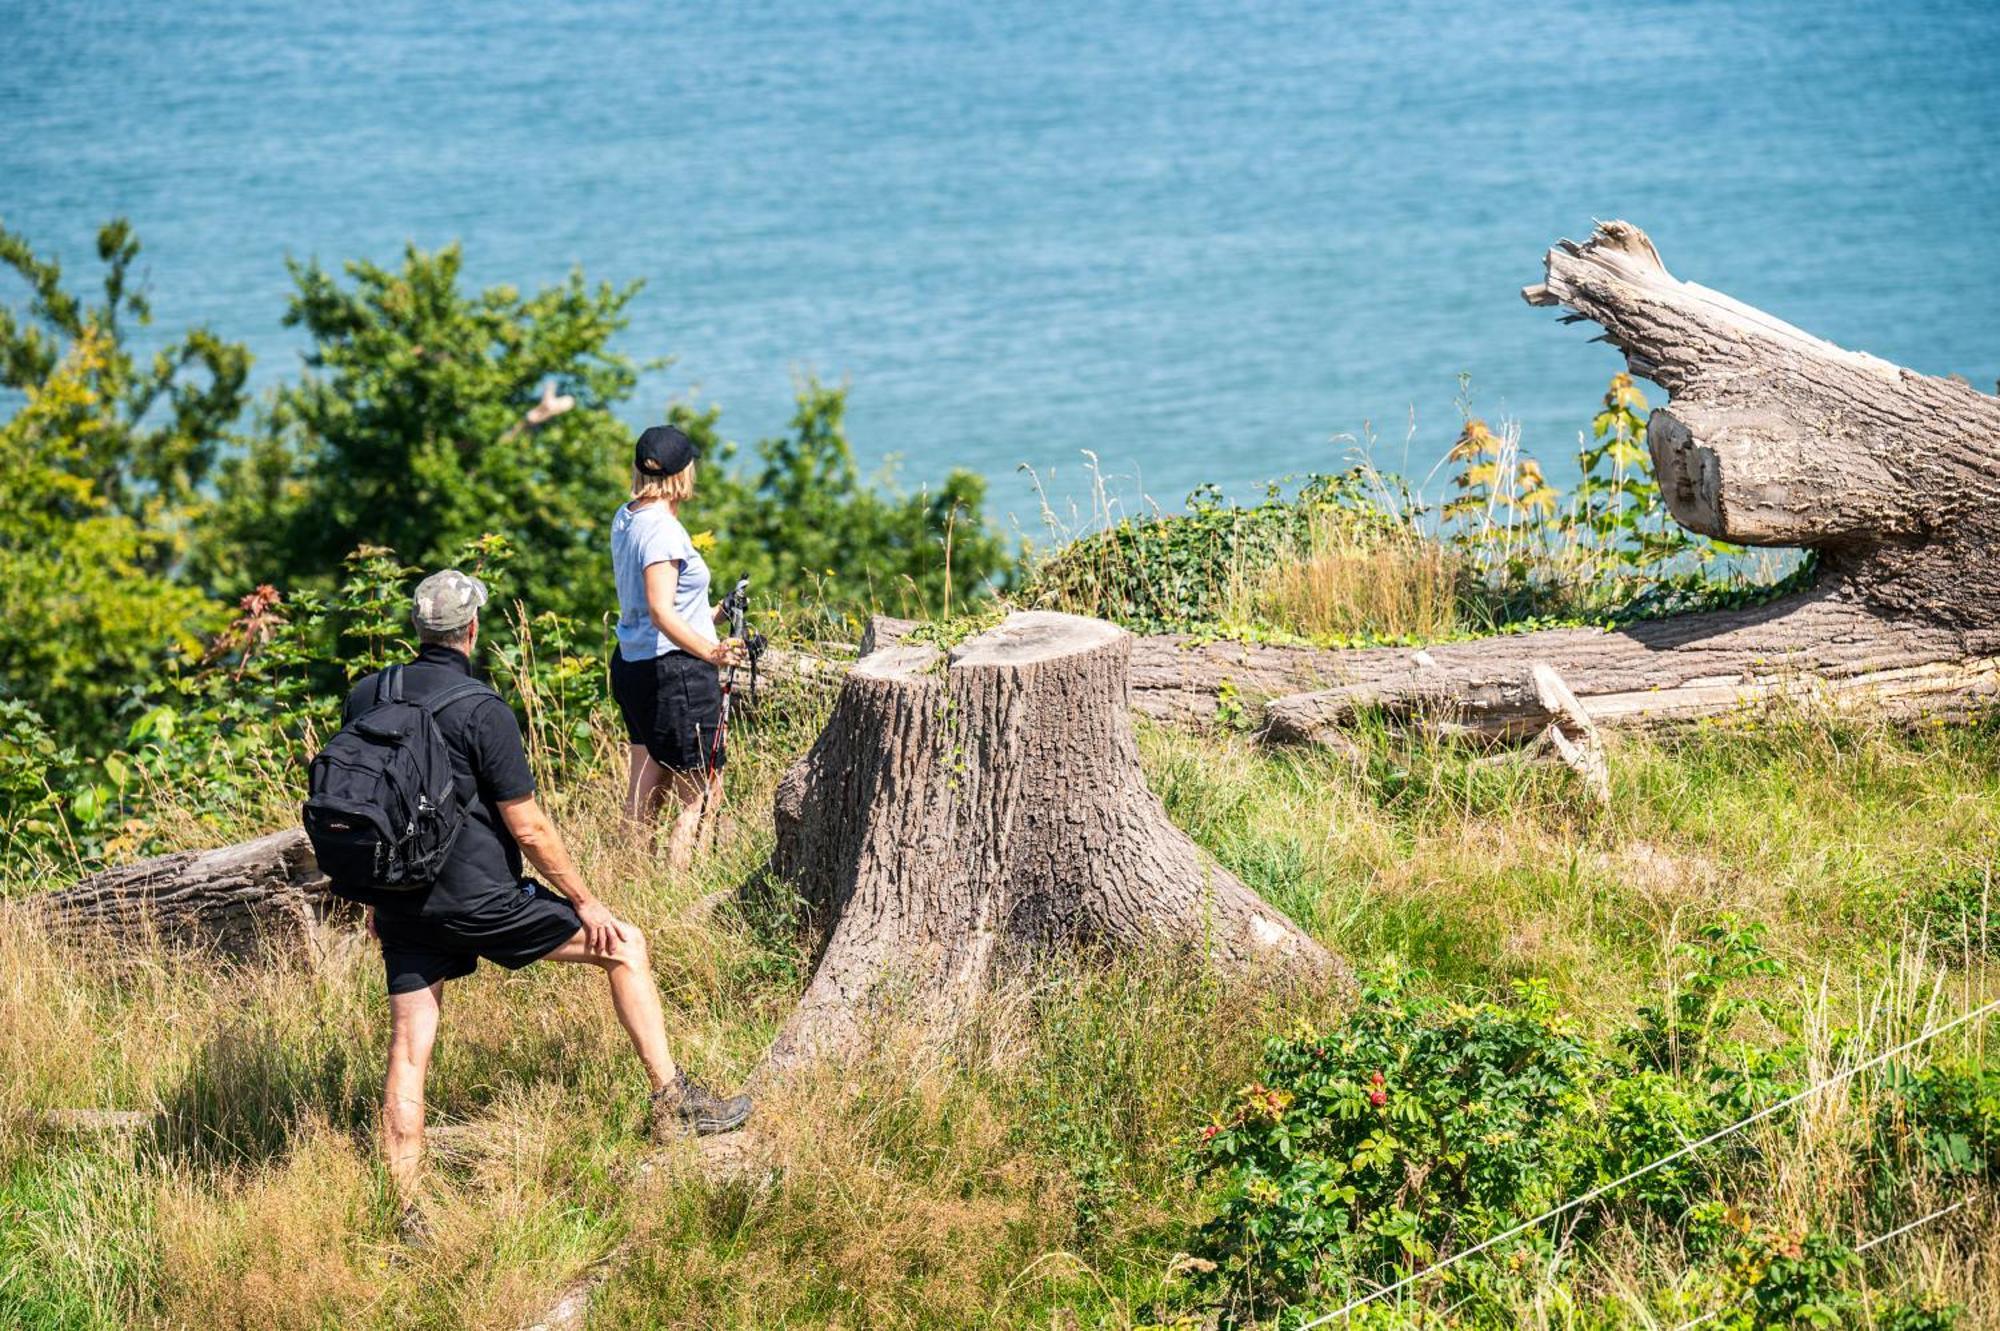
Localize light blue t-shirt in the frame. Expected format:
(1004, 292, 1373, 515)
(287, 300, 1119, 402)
(611, 502, 717, 661)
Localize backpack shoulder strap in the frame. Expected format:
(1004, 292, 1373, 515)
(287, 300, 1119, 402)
(417, 679, 499, 718)
(368, 664, 404, 710)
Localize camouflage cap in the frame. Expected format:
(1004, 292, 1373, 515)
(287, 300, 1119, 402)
(411, 569, 488, 633)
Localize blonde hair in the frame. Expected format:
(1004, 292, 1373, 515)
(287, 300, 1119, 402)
(631, 459, 696, 505)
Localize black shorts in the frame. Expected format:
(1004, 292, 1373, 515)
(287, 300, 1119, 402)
(376, 882, 583, 995)
(610, 648, 725, 772)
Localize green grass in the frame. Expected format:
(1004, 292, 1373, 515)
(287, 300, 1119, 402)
(2, 700, 1996, 1328)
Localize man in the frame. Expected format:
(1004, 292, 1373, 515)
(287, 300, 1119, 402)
(329, 569, 751, 1235)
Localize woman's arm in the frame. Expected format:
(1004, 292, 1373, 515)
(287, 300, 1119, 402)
(644, 561, 742, 666)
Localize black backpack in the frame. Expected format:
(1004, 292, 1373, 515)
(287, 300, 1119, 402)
(302, 665, 496, 891)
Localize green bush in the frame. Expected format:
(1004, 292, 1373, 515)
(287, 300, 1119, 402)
(1194, 962, 1604, 1309)
(1875, 1059, 2000, 1179)
(1024, 472, 1397, 634)
(1192, 917, 1986, 1327)
(0, 222, 246, 736)
(666, 380, 1011, 634)
(1912, 864, 1997, 959)
(205, 241, 642, 624)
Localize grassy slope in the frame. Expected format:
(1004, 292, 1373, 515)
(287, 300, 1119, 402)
(3, 691, 1997, 1328)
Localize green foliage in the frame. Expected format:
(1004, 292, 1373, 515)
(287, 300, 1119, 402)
(1876, 1296, 1964, 1331)
(1442, 414, 1558, 527)
(1695, 1210, 1859, 1330)
(0, 329, 223, 738)
(1874, 1058, 2000, 1180)
(1190, 915, 1992, 1327)
(667, 380, 1010, 634)
(0, 217, 251, 522)
(1195, 962, 1603, 1310)
(0, 221, 249, 737)
(1025, 472, 1395, 634)
(207, 242, 638, 623)
(1024, 372, 1784, 646)
(1617, 915, 1788, 1077)
(1911, 863, 1997, 959)
(1574, 373, 1719, 575)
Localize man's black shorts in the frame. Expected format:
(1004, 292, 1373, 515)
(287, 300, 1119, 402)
(376, 881, 583, 995)
(609, 648, 725, 772)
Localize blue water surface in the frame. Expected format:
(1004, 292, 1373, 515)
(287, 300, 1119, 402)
(4, 1, 1997, 535)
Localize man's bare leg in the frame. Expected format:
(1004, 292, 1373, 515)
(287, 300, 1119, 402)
(541, 923, 677, 1091)
(384, 981, 443, 1204)
(542, 919, 752, 1136)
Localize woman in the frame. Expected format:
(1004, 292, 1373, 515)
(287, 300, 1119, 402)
(609, 424, 745, 867)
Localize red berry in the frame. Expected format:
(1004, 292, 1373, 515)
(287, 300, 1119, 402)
(1369, 1071, 1385, 1086)
(1369, 1090, 1388, 1107)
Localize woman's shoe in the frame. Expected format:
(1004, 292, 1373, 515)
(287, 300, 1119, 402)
(395, 1202, 433, 1249)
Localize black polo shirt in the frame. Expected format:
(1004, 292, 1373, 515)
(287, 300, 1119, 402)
(334, 644, 537, 921)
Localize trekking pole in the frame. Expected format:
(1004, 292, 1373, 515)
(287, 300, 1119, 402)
(707, 576, 761, 779)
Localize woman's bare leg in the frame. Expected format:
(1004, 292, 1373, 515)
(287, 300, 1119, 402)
(662, 768, 713, 871)
(622, 744, 668, 844)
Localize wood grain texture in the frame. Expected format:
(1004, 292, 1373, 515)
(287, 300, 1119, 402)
(763, 611, 1341, 1070)
(29, 828, 351, 960)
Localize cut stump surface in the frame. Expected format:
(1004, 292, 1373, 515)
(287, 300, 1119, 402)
(764, 610, 1341, 1071)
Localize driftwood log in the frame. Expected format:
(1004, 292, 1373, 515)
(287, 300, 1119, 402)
(28, 828, 347, 960)
(763, 610, 1339, 1070)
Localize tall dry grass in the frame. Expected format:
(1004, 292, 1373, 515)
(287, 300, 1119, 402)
(1227, 509, 1463, 642)
(4, 684, 1998, 1327)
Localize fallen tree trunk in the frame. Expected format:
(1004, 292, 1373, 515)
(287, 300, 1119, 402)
(763, 610, 1341, 1071)
(28, 828, 348, 961)
(870, 223, 2000, 741)
(869, 593, 1997, 743)
(1264, 221, 2000, 740)
(860, 614, 1435, 727)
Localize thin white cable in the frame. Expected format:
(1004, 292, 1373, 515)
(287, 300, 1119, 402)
(1294, 993, 2000, 1330)
(1854, 1197, 1969, 1253)
(1665, 1197, 1973, 1331)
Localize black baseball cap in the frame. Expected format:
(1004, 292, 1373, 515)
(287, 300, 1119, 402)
(635, 424, 696, 477)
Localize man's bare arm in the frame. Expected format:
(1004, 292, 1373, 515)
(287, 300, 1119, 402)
(498, 795, 623, 954)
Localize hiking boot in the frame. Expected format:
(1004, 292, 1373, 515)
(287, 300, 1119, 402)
(648, 1072, 753, 1141)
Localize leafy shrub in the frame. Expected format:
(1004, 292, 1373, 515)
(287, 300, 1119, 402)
(1618, 916, 1788, 1078)
(1194, 962, 1602, 1308)
(0, 325, 227, 736)
(1874, 1058, 2000, 1179)
(668, 380, 1011, 633)
(1024, 472, 1403, 635)
(1877, 1296, 1964, 1331)
(206, 241, 640, 624)
(1709, 1213, 1859, 1330)
(1026, 373, 1780, 648)
(1912, 864, 1996, 959)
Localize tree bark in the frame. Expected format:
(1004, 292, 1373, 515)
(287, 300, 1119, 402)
(28, 828, 350, 961)
(763, 610, 1340, 1071)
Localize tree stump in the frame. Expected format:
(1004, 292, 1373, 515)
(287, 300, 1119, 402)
(763, 611, 1340, 1070)
(28, 828, 349, 961)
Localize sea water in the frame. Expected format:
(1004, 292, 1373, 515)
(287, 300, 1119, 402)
(5, 0, 1997, 533)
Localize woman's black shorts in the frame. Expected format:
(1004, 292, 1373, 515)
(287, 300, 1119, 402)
(610, 648, 725, 772)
